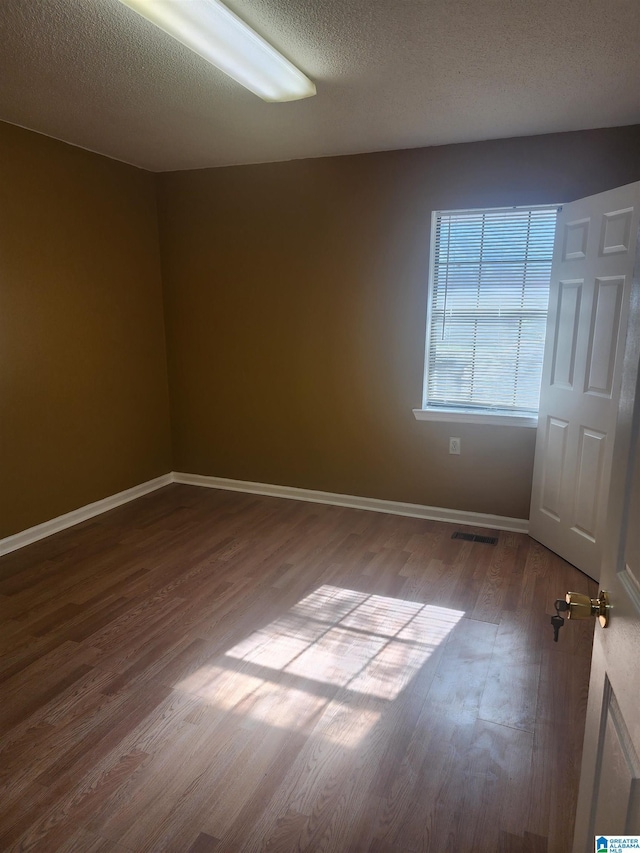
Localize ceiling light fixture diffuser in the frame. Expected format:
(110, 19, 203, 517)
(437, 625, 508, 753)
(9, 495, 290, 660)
(117, 0, 316, 102)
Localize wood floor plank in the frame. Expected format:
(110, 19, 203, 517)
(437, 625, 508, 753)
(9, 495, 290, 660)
(0, 484, 596, 852)
(56, 828, 134, 852)
(34, 682, 170, 789)
(478, 609, 543, 732)
(187, 833, 221, 853)
(10, 749, 148, 852)
(419, 615, 498, 726)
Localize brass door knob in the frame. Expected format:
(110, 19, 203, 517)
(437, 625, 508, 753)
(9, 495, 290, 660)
(565, 590, 610, 627)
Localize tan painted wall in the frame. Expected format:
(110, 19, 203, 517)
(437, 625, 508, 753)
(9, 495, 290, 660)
(158, 126, 640, 520)
(2, 122, 638, 538)
(0, 123, 172, 538)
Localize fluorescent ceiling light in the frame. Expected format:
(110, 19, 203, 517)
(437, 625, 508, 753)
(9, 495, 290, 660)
(117, 0, 316, 102)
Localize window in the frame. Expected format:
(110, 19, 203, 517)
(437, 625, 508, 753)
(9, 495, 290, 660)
(414, 204, 559, 426)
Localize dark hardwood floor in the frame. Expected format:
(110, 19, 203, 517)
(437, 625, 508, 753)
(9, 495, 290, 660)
(0, 485, 597, 852)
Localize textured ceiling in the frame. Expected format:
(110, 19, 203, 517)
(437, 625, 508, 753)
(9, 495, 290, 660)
(1, 0, 639, 171)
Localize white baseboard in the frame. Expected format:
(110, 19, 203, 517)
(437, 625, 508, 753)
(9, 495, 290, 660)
(0, 474, 174, 557)
(173, 472, 529, 534)
(0, 470, 529, 557)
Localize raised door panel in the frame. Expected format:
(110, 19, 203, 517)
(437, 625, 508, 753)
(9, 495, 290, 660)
(620, 425, 640, 609)
(571, 428, 606, 541)
(551, 281, 583, 389)
(540, 417, 569, 520)
(592, 686, 640, 835)
(585, 278, 624, 397)
(599, 208, 634, 256)
(563, 217, 590, 261)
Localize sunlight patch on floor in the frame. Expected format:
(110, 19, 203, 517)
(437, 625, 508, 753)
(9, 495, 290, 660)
(177, 585, 464, 745)
(227, 585, 464, 699)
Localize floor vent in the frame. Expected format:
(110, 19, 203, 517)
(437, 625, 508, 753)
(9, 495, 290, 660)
(451, 531, 498, 545)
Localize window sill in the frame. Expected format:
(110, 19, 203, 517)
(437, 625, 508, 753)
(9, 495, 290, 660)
(412, 408, 538, 428)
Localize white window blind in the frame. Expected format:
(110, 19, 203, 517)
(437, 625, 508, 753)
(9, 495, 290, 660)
(424, 205, 559, 416)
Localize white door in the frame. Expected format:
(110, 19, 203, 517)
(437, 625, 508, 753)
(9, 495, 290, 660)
(529, 182, 640, 580)
(571, 243, 640, 851)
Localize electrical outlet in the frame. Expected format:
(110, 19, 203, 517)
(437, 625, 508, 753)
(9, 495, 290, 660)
(449, 437, 461, 455)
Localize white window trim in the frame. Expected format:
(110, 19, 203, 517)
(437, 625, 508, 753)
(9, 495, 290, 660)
(414, 203, 559, 427)
(412, 407, 538, 427)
